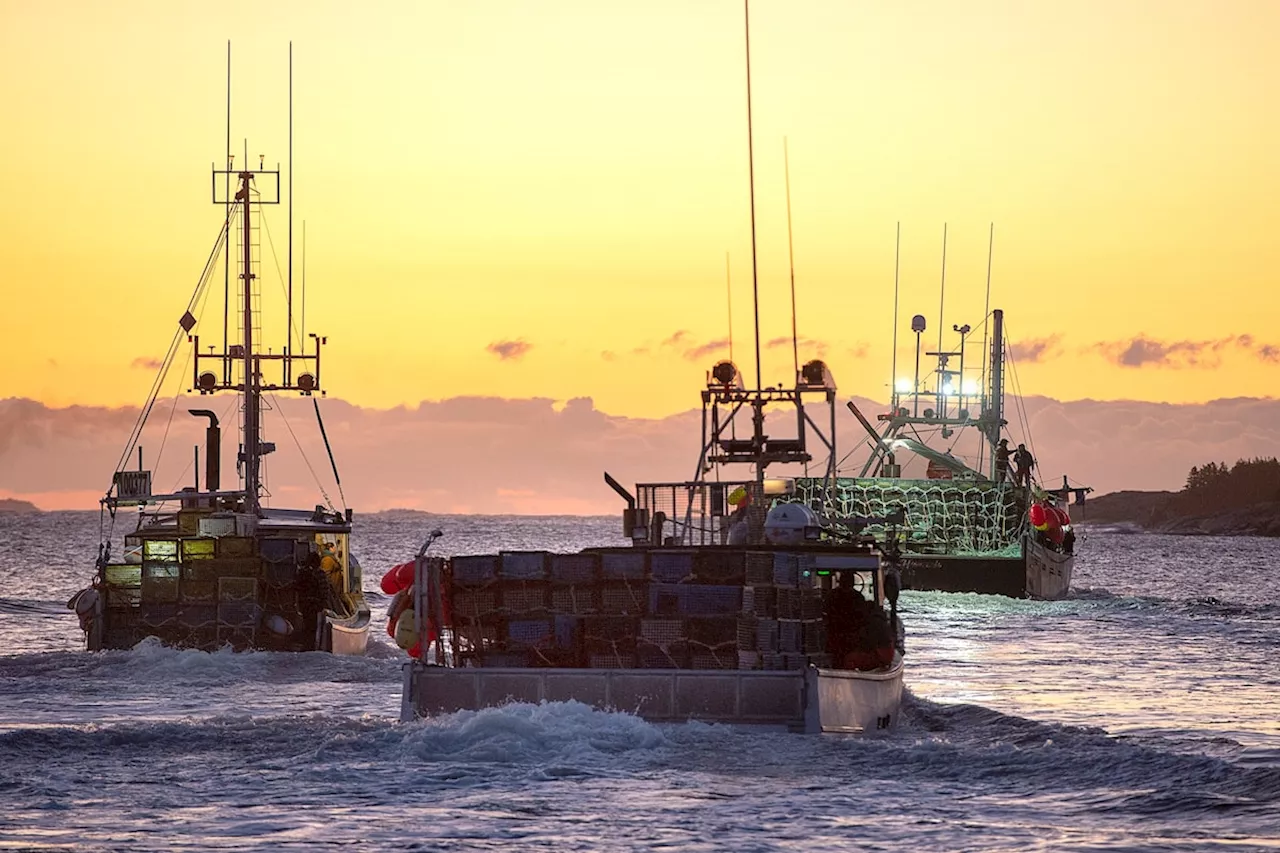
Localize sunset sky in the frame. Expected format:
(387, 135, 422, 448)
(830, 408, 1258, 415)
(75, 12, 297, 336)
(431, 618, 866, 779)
(3, 1, 1279, 510)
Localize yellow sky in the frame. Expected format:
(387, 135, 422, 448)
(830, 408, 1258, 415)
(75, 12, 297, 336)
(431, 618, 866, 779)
(2, 0, 1278, 418)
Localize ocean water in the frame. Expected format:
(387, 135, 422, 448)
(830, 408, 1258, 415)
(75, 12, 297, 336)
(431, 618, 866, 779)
(1, 511, 1277, 851)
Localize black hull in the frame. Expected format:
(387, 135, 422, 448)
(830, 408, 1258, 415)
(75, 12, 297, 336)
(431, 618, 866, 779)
(899, 554, 1027, 598)
(899, 542, 1073, 600)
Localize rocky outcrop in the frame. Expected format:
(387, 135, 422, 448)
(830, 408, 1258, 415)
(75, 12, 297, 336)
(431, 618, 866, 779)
(1151, 501, 1280, 537)
(1078, 490, 1175, 526)
(1079, 491, 1280, 537)
(0, 498, 40, 513)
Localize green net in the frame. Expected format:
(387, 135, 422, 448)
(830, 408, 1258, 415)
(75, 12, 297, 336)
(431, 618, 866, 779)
(791, 477, 1027, 556)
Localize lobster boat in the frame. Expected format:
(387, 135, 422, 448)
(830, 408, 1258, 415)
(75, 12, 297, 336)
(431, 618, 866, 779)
(68, 51, 370, 654)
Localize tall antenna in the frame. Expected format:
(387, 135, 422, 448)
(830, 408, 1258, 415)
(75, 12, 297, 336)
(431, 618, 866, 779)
(223, 41, 231, 384)
(287, 41, 294, 385)
(744, 0, 762, 390)
(725, 251, 734, 364)
(783, 136, 798, 380)
(301, 220, 307, 344)
(979, 222, 994, 394)
(890, 221, 901, 398)
(937, 222, 948, 366)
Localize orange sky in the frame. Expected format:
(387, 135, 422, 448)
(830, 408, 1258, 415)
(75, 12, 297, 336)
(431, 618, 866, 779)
(3, 0, 1279, 418)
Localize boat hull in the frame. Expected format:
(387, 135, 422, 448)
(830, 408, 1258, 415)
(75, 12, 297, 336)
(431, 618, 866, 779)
(898, 554, 1027, 598)
(1025, 538, 1072, 600)
(401, 656, 904, 734)
(84, 594, 371, 655)
(898, 540, 1073, 601)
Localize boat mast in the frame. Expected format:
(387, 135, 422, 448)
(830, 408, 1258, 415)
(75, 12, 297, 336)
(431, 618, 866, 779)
(744, 0, 762, 395)
(986, 308, 1005, 478)
(977, 222, 994, 472)
(743, 0, 773, 500)
(784, 136, 798, 382)
(191, 51, 323, 517)
(223, 41, 232, 386)
(287, 41, 294, 387)
(238, 168, 261, 514)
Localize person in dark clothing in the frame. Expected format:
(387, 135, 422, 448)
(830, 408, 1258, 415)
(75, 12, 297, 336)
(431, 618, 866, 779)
(296, 551, 336, 645)
(1013, 443, 1035, 489)
(994, 438, 1012, 483)
(826, 573, 897, 670)
(825, 573, 866, 666)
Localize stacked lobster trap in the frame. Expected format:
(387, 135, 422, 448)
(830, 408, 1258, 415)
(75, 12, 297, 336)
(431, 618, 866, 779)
(444, 548, 872, 670)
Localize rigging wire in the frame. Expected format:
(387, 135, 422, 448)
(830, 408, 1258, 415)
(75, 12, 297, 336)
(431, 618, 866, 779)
(313, 398, 348, 513)
(153, 339, 197, 484)
(260, 210, 306, 346)
(153, 259, 221, 483)
(260, 212, 345, 512)
(111, 212, 237, 486)
(268, 392, 337, 512)
(1002, 323, 1039, 484)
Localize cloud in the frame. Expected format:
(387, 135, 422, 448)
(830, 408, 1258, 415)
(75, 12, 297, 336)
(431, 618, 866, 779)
(682, 338, 730, 362)
(656, 330, 731, 362)
(131, 356, 163, 370)
(662, 330, 689, 347)
(486, 339, 532, 361)
(601, 350, 617, 362)
(1009, 334, 1063, 364)
(0, 395, 702, 519)
(766, 336, 830, 358)
(6, 394, 1280, 523)
(1094, 334, 1279, 369)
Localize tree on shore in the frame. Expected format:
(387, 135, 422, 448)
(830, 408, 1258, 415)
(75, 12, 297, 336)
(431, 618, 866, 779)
(1176, 457, 1280, 515)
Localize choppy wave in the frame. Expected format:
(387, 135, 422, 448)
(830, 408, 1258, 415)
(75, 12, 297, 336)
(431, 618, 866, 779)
(2, 516, 1280, 850)
(3, 697, 1278, 851)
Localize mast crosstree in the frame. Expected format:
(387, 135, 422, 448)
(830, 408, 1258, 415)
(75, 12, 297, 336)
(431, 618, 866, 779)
(194, 166, 326, 514)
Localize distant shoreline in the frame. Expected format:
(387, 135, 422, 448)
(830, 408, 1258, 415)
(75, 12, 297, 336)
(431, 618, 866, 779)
(1081, 490, 1280, 538)
(6, 494, 1276, 537)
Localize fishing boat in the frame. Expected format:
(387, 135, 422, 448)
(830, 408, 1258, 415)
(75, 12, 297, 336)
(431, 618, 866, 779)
(821, 296, 1089, 600)
(398, 2, 903, 733)
(69, 48, 370, 654)
(397, 357, 905, 732)
(394, 262, 909, 731)
(394, 491, 906, 732)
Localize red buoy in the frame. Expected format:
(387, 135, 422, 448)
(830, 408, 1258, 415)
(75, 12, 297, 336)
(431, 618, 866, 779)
(380, 560, 414, 594)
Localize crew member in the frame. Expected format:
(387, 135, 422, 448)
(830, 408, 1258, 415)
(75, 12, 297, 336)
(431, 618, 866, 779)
(825, 572, 866, 666)
(1014, 444, 1036, 489)
(726, 487, 751, 546)
(994, 438, 1012, 483)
